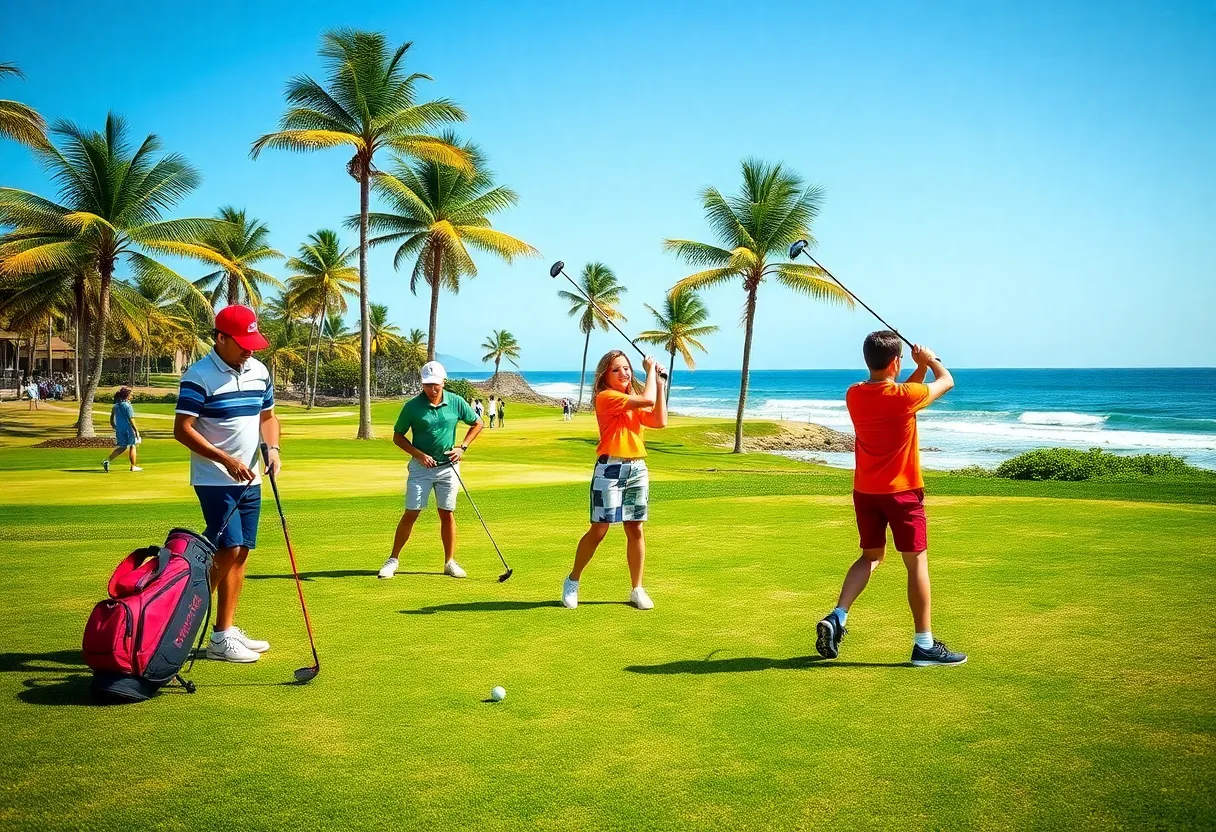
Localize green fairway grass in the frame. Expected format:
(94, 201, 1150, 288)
(1, 399, 1213, 830)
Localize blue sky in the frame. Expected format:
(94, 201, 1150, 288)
(1, 0, 1213, 370)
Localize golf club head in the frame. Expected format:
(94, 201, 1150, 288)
(789, 239, 809, 259)
(549, 261, 564, 278)
(498, 568, 513, 583)
(293, 666, 318, 684)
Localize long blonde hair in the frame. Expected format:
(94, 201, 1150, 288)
(593, 350, 643, 396)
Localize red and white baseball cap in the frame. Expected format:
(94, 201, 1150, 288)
(214, 304, 269, 351)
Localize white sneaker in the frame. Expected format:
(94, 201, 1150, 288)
(130, 466, 143, 472)
(102, 459, 109, 473)
(229, 626, 269, 653)
(378, 557, 399, 579)
(206, 633, 260, 663)
(444, 560, 467, 578)
(562, 577, 580, 609)
(629, 587, 654, 610)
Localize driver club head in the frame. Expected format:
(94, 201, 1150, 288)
(549, 261, 564, 278)
(498, 568, 513, 583)
(789, 239, 809, 259)
(293, 666, 319, 684)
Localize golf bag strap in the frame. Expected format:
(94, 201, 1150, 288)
(134, 546, 174, 591)
(182, 571, 213, 680)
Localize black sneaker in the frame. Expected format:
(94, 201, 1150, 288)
(815, 613, 847, 659)
(910, 640, 967, 667)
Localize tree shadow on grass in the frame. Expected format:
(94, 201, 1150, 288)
(402, 600, 628, 615)
(246, 569, 445, 581)
(0, 649, 86, 673)
(63, 469, 109, 474)
(625, 654, 909, 675)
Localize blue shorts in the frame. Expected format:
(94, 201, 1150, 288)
(195, 485, 262, 550)
(115, 428, 136, 447)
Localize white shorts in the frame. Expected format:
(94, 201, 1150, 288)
(406, 458, 459, 511)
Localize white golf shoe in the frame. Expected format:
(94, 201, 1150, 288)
(206, 633, 260, 663)
(629, 587, 654, 610)
(230, 626, 270, 653)
(130, 466, 144, 472)
(443, 560, 467, 578)
(377, 557, 399, 579)
(562, 577, 580, 609)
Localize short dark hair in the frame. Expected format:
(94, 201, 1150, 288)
(862, 330, 903, 370)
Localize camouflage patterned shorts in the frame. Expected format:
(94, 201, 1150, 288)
(589, 456, 649, 524)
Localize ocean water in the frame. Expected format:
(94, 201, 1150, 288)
(468, 368, 1216, 471)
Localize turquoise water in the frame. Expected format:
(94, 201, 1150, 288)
(470, 368, 1216, 471)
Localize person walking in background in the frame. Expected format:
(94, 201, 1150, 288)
(25, 377, 39, 411)
(561, 350, 668, 611)
(103, 387, 142, 472)
(561, 397, 572, 421)
(814, 331, 966, 667)
(498, 398, 506, 427)
(474, 398, 484, 423)
(487, 395, 498, 428)
(378, 361, 483, 580)
(173, 304, 281, 664)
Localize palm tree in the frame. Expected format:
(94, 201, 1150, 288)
(401, 327, 427, 383)
(481, 329, 521, 388)
(194, 207, 283, 308)
(364, 134, 538, 362)
(637, 289, 718, 406)
(558, 262, 627, 408)
(251, 29, 471, 440)
(284, 230, 358, 409)
(0, 62, 48, 149)
(665, 159, 852, 453)
(0, 114, 216, 436)
(363, 302, 403, 390)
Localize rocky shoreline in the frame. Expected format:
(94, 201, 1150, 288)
(709, 421, 856, 454)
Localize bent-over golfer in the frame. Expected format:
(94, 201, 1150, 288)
(815, 331, 966, 666)
(561, 350, 667, 610)
(173, 304, 281, 664)
(378, 361, 483, 579)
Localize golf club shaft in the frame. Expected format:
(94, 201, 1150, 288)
(555, 267, 669, 381)
(791, 249, 914, 351)
(447, 462, 511, 572)
(261, 445, 320, 671)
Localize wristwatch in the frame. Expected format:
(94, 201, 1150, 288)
(267, 445, 280, 451)
(460, 444, 468, 451)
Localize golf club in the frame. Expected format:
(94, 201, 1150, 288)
(788, 240, 915, 351)
(260, 443, 320, 683)
(445, 460, 513, 582)
(549, 261, 668, 380)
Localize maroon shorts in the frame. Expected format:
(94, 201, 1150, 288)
(853, 489, 927, 552)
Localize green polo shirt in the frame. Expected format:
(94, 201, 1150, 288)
(393, 391, 479, 459)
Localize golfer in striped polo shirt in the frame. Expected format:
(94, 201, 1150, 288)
(173, 304, 281, 664)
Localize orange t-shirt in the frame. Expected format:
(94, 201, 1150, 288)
(846, 381, 932, 494)
(595, 389, 647, 458)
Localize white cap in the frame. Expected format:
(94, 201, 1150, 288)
(420, 361, 446, 385)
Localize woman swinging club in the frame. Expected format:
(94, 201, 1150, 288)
(561, 350, 668, 610)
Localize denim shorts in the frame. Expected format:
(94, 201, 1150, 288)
(195, 484, 262, 550)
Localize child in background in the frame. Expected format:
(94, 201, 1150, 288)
(104, 387, 142, 472)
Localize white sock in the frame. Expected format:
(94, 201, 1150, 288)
(914, 631, 934, 650)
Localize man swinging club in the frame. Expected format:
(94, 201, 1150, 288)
(379, 361, 484, 579)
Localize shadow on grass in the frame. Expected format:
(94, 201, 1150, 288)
(63, 469, 108, 474)
(246, 569, 447, 581)
(402, 600, 628, 615)
(17, 675, 96, 706)
(625, 654, 909, 674)
(0, 649, 86, 673)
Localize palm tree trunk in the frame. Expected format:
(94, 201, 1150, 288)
(73, 274, 84, 401)
(356, 164, 374, 439)
(227, 270, 239, 307)
(427, 245, 442, 362)
(302, 312, 319, 402)
(493, 356, 501, 389)
(577, 329, 590, 409)
(667, 347, 676, 407)
(77, 263, 112, 438)
(309, 296, 326, 410)
(733, 285, 758, 454)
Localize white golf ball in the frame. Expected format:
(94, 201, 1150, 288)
(491, 686, 506, 702)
